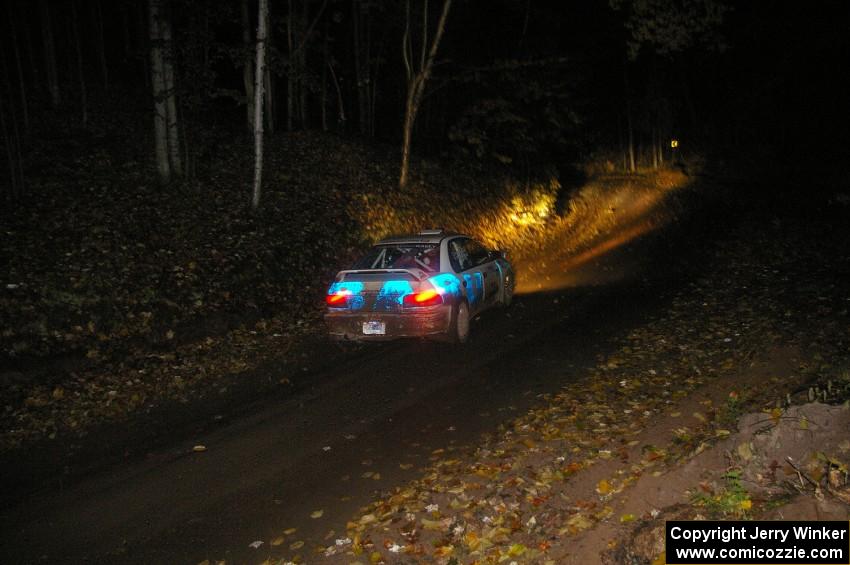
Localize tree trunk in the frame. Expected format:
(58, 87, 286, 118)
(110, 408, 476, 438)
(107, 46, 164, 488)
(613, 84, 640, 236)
(353, 0, 368, 135)
(625, 100, 636, 173)
(252, 0, 269, 209)
(328, 60, 345, 125)
(159, 7, 183, 176)
(298, 0, 308, 127)
(138, 1, 151, 91)
(39, 0, 60, 109)
(70, 1, 88, 127)
(651, 124, 658, 169)
(0, 97, 22, 203)
(94, 0, 109, 89)
(121, 3, 131, 61)
(657, 130, 664, 167)
(399, 86, 417, 189)
(6, 1, 29, 133)
(286, 0, 294, 131)
(320, 21, 328, 131)
(241, 0, 255, 129)
(399, 0, 452, 189)
(22, 3, 38, 86)
(623, 63, 636, 173)
(148, 0, 170, 184)
(367, 12, 377, 137)
(202, 5, 210, 73)
(0, 38, 25, 202)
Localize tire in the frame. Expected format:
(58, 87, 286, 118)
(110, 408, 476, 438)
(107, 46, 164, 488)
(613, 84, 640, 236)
(501, 275, 514, 307)
(452, 301, 470, 344)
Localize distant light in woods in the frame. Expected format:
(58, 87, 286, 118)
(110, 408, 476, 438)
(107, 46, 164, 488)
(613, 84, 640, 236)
(671, 139, 679, 148)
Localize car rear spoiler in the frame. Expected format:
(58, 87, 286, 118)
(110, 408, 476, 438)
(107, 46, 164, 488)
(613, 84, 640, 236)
(338, 268, 426, 281)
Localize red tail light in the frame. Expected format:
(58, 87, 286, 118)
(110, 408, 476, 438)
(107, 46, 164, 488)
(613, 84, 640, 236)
(403, 288, 443, 307)
(326, 289, 351, 306)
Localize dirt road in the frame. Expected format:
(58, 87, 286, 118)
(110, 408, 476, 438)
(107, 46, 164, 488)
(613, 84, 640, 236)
(0, 198, 698, 564)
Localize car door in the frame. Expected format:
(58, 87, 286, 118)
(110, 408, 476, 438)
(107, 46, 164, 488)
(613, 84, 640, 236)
(448, 238, 486, 314)
(465, 239, 500, 307)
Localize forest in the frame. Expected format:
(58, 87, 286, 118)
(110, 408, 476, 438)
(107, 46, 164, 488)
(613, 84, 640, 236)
(1, 0, 846, 205)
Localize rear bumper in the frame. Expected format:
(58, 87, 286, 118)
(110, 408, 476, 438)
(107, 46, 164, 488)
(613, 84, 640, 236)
(324, 306, 452, 341)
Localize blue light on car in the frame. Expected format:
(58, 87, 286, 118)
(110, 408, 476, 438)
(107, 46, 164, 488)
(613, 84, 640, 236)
(462, 272, 484, 304)
(327, 281, 365, 310)
(428, 273, 462, 297)
(376, 280, 414, 310)
(328, 281, 364, 295)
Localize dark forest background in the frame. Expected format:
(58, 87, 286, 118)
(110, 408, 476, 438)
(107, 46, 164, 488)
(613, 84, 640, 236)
(1, 0, 848, 207)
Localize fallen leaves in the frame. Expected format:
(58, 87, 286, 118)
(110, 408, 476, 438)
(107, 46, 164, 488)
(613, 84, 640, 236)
(565, 513, 594, 533)
(310, 209, 850, 564)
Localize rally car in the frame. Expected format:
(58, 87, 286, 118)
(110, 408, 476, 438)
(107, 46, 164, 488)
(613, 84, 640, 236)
(324, 229, 514, 343)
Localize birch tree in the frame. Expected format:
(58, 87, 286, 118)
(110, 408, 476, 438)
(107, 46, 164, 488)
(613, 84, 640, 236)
(159, 8, 183, 176)
(252, 0, 269, 209)
(147, 0, 182, 184)
(149, 0, 169, 183)
(399, 0, 452, 189)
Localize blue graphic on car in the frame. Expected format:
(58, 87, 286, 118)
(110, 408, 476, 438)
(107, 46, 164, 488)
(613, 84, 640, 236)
(428, 273, 462, 297)
(375, 280, 414, 310)
(462, 272, 484, 304)
(327, 281, 365, 310)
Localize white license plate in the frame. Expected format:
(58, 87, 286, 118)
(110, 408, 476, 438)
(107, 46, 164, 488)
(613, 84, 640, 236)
(362, 321, 386, 335)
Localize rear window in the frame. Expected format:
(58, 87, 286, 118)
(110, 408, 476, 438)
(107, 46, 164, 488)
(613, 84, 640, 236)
(353, 244, 440, 273)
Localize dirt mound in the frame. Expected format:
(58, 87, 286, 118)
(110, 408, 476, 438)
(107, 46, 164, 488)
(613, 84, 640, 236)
(737, 403, 850, 498)
(612, 402, 850, 564)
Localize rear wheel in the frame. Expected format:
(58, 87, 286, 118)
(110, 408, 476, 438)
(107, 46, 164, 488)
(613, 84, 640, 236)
(452, 301, 470, 344)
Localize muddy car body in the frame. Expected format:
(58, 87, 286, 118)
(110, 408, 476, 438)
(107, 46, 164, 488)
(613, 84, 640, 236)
(324, 230, 514, 342)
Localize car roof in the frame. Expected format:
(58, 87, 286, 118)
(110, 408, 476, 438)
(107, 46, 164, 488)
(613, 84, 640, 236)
(376, 229, 461, 246)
